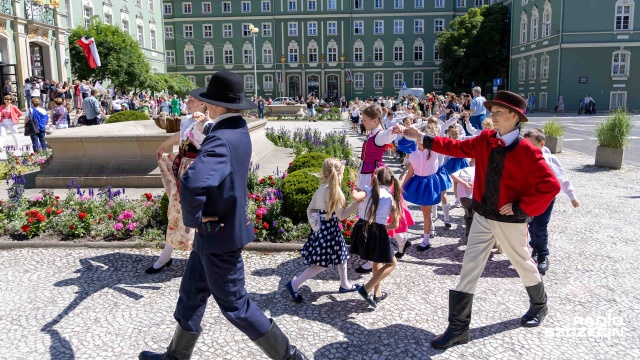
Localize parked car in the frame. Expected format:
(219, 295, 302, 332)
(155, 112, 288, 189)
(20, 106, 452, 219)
(271, 97, 295, 105)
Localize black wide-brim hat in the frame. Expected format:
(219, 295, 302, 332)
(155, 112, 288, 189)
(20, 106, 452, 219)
(484, 90, 528, 123)
(190, 70, 257, 110)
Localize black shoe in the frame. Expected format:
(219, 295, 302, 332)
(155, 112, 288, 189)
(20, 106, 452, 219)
(521, 282, 548, 327)
(445, 222, 452, 229)
(395, 241, 412, 259)
(416, 243, 432, 252)
(253, 319, 309, 360)
(358, 286, 377, 308)
(374, 291, 389, 304)
(537, 256, 549, 274)
(431, 290, 474, 349)
(531, 250, 538, 262)
(139, 324, 199, 360)
(355, 265, 372, 274)
(286, 281, 303, 303)
(145, 258, 173, 274)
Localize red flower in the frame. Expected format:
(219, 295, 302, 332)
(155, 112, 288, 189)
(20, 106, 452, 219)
(21, 225, 30, 233)
(288, 162, 292, 166)
(107, 213, 113, 219)
(78, 212, 87, 220)
(255, 196, 262, 202)
(256, 213, 263, 219)
(262, 222, 269, 230)
(259, 179, 266, 184)
(0, 200, 3, 205)
(27, 217, 35, 223)
(36, 214, 46, 222)
(46, 207, 52, 214)
(144, 193, 153, 201)
(254, 228, 258, 234)
(98, 218, 103, 223)
(345, 230, 352, 236)
(69, 225, 75, 230)
(55, 196, 60, 200)
(268, 176, 274, 180)
(55, 209, 63, 215)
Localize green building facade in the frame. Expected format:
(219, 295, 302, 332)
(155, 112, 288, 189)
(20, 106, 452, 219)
(509, 0, 639, 112)
(0, 0, 71, 107)
(70, 0, 167, 74)
(163, 0, 501, 101)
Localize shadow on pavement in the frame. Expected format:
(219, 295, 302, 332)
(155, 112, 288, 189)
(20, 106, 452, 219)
(41, 252, 184, 359)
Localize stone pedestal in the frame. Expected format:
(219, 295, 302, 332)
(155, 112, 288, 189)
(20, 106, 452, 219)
(595, 146, 624, 170)
(36, 119, 274, 188)
(546, 136, 563, 154)
(265, 105, 306, 117)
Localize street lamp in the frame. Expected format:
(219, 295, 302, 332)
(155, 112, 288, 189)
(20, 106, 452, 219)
(248, 24, 259, 100)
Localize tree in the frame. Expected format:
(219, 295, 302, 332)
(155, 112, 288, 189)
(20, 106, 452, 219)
(69, 18, 150, 90)
(437, 4, 510, 92)
(164, 74, 197, 97)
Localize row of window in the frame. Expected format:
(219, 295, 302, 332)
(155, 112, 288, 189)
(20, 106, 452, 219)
(182, 71, 443, 91)
(83, 6, 157, 51)
(166, 19, 443, 40)
(517, 50, 631, 82)
(519, 0, 552, 44)
(164, 0, 495, 15)
(166, 39, 441, 66)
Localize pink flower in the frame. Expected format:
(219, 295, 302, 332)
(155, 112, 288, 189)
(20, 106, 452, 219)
(338, 223, 343, 230)
(32, 196, 43, 201)
(117, 214, 124, 221)
(122, 210, 134, 220)
(114, 223, 124, 231)
(144, 201, 151, 206)
(126, 222, 138, 231)
(256, 207, 267, 215)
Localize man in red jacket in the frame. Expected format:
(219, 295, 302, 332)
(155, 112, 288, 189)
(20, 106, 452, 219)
(403, 91, 561, 349)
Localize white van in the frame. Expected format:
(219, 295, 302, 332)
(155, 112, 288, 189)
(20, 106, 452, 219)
(397, 88, 425, 100)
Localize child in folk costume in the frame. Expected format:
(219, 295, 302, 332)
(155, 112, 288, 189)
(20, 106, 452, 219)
(449, 159, 476, 244)
(524, 129, 580, 275)
(401, 126, 447, 251)
(402, 91, 560, 350)
(443, 120, 471, 209)
(355, 104, 414, 273)
(286, 159, 362, 303)
(350, 167, 403, 307)
(350, 104, 360, 132)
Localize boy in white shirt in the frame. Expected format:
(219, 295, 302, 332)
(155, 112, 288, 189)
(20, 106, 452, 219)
(449, 159, 475, 243)
(524, 129, 580, 275)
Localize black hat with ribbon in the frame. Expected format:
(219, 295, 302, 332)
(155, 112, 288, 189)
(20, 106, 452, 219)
(484, 90, 529, 123)
(189, 70, 257, 110)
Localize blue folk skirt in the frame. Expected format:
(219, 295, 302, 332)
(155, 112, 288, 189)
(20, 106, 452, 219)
(403, 173, 446, 206)
(444, 157, 470, 175)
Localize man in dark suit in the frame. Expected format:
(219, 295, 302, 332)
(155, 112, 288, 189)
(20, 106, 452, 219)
(139, 71, 307, 360)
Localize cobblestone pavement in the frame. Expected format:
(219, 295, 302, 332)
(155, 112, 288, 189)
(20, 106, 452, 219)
(1, 120, 639, 359)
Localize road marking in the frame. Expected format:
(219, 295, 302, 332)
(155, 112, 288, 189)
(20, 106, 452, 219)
(563, 136, 640, 142)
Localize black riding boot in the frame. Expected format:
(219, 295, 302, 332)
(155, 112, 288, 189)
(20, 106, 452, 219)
(521, 281, 548, 327)
(252, 319, 309, 360)
(139, 325, 200, 360)
(431, 290, 474, 349)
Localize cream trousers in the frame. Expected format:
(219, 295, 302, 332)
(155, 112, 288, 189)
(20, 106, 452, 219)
(456, 213, 542, 294)
(0, 118, 22, 153)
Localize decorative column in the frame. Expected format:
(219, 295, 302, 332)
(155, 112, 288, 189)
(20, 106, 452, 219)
(300, 54, 306, 97)
(280, 55, 286, 97)
(339, 54, 345, 100)
(320, 54, 325, 99)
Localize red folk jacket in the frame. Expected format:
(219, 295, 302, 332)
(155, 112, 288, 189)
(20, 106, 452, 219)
(424, 129, 560, 222)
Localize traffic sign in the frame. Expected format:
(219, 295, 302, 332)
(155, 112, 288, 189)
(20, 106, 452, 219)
(402, 82, 407, 90)
(493, 78, 503, 86)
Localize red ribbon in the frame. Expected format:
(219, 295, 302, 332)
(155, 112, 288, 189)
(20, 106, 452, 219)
(489, 137, 506, 148)
(490, 99, 525, 114)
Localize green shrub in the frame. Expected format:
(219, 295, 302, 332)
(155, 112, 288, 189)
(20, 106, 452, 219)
(329, 107, 340, 113)
(288, 152, 329, 173)
(282, 168, 321, 223)
(105, 110, 150, 124)
(595, 109, 634, 149)
(544, 119, 565, 137)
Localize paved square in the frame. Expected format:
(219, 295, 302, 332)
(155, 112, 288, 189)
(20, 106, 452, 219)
(1, 121, 638, 359)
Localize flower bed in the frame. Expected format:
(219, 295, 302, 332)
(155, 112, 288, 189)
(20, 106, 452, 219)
(265, 127, 352, 159)
(0, 150, 53, 180)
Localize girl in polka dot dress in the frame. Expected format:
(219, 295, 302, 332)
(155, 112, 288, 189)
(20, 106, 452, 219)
(286, 158, 362, 303)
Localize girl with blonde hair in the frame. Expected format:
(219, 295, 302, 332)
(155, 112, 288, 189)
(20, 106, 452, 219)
(286, 158, 362, 302)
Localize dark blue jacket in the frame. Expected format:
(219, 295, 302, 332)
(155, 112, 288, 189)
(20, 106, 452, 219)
(180, 115, 255, 253)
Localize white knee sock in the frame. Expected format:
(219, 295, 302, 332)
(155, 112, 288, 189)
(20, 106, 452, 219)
(443, 204, 450, 223)
(337, 262, 352, 289)
(291, 265, 326, 291)
(153, 244, 174, 269)
(421, 233, 430, 246)
(396, 233, 407, 253)
(361, 261, 373, 270)
(432, 205, 438, 220)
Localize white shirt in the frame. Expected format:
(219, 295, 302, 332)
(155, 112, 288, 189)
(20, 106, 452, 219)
(409, 148, 440, 177)
(452, 166, 475, 199)
(30, 84, 40, 97)
(358, 185, 394, 224)
(496, 128, 521, 147)
(370, 126, 398, 146)
(350, 109, 360, 118)
(542, 153, 577, 201)
(111, 100, 122, 111)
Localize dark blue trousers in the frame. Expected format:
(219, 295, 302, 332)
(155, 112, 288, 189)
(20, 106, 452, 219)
(470, 114, 486, 130)
(528, 198, 555, 257)
(173, 249, 271, 340)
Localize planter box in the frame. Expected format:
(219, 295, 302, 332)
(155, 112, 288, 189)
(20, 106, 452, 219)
(595, 146, 624, 169)
(265, 104, 306, 117)
(546, 136, 563, 154)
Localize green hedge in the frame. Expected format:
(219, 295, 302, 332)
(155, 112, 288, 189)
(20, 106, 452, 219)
(282, 167, 321, 224)
(288, 152, 329, 173)
(105, 110, 150, 124)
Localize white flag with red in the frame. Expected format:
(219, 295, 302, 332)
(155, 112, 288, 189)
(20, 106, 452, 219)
(76, 37, 101, 69)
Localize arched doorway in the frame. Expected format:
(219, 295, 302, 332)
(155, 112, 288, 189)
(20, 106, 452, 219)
(307, 74, 319, 98)
(288, 75, 300, 99)
(326, 74, 339, 102)
(29, 43, 45, 79)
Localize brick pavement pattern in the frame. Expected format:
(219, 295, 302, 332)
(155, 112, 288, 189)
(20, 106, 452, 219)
(1, 120, 639, 359)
